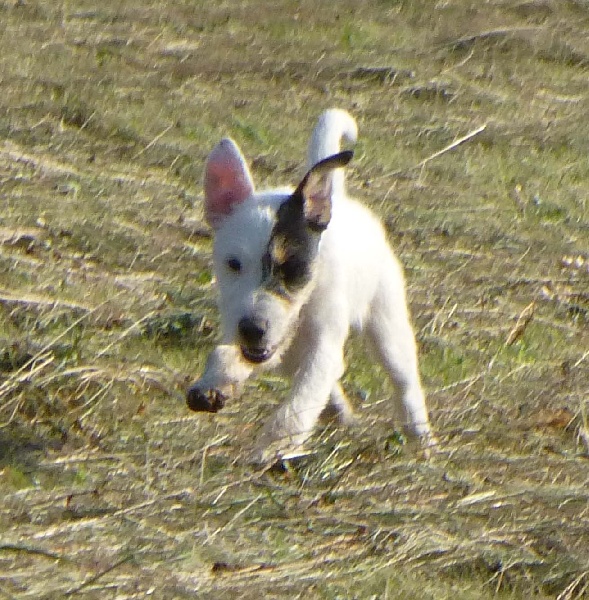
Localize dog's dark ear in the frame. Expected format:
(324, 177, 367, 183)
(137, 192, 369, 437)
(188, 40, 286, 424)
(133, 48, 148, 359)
(204, 138, 255, 229)
(295, 150, 353, 231)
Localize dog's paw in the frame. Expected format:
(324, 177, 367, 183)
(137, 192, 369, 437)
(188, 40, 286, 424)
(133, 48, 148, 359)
(249, 437, 284, 465)
(186, 385, 227, 413)
(421, 431, 440, 459)
(251, 425, 311, 465)
(423, 431, 439, 447)
(248, 445, 275, 466)
(401, 423, 439, 458)
(248, 441, 311, 466)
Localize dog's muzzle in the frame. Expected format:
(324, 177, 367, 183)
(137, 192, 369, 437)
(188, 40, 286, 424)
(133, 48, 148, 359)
(238, 316, 275, 364)
(186, 386, 226, 413)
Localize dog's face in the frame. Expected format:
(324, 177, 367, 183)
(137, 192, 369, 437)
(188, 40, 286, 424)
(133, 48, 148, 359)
(204, 138, 352, 365)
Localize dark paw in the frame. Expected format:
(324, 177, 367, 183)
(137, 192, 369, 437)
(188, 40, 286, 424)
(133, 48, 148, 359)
(186, 386, 227, 413)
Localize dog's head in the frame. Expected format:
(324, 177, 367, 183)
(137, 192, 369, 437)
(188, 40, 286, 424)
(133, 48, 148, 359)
(203, 138, 352, 365)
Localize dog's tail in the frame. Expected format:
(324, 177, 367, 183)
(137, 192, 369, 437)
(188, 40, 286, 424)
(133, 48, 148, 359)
(307, 109, 357, 198)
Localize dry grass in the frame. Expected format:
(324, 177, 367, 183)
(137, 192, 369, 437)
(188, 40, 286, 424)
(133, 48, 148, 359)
(0, 0, 588, 597)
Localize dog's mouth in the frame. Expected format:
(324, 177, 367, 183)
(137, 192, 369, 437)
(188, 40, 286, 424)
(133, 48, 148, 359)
(240, 346, 275, 364)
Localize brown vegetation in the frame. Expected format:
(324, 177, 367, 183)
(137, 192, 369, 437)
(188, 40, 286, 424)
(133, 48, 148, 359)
(0, 0, 588, 597)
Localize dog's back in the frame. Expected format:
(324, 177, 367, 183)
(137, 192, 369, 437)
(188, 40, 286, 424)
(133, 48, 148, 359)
(310, 195, 403, 330)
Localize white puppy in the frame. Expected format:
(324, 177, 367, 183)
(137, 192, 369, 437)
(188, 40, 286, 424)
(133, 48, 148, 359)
(187, 109, 433, 462)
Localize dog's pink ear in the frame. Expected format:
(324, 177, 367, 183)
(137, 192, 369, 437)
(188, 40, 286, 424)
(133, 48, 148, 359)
(204, 138, 255, 229)
(298, 151, 353, 231)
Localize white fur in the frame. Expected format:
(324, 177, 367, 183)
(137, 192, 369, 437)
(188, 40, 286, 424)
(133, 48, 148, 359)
(188, 109, 433, 462)
(306, 108, 357, 199)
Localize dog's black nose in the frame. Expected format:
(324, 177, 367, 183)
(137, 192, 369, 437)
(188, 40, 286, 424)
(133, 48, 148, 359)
(238, 316, 268, 346)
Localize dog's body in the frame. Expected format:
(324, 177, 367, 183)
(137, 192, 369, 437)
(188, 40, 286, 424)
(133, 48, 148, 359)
(187, 109, 433, 462)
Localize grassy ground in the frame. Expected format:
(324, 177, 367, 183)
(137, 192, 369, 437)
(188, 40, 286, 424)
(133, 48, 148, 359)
(0, 0, 588, 597)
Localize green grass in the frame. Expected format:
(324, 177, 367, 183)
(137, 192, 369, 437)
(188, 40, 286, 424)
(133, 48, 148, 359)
(0, 0, 588, 597)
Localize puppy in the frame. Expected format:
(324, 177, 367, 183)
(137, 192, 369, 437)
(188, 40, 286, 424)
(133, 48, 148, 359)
(187, 109, 433, 462)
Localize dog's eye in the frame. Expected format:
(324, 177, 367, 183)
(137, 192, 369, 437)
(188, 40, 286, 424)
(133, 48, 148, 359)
(279, 256, 308, 287)
(226, 257, 242, 273)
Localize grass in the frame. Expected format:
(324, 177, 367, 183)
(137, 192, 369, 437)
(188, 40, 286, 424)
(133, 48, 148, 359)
(0, 0, 588, 597)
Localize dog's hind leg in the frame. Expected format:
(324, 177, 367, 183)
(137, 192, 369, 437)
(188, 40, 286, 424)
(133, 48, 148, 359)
(366, 259, 433, 442)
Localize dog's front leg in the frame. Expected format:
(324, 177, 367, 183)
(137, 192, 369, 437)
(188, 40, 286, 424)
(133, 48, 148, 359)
(186, 345, 254, 413)
(252, 336, 345, 463)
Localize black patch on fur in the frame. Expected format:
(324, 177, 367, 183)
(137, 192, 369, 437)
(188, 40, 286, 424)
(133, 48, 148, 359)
(264, 194, 317, 294)
(263, 150, 354, 294)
